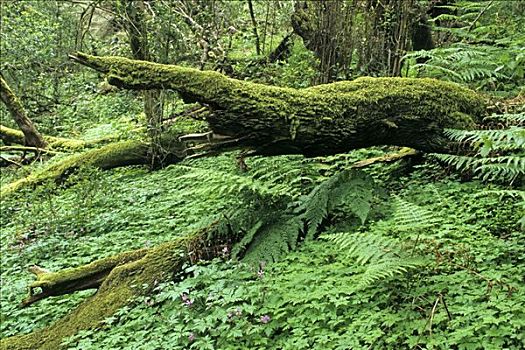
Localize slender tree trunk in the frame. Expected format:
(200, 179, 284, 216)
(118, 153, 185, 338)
(0, 73, 47, 148)
(123, 0, 164, 168)
(248, 0, 261, 55)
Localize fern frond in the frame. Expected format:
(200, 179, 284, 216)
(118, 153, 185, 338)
(483, 113, 525, 127)
(430, 153, 525, 182)
(246, 155, 318, 195)
(476, 160, 525, 181)
(297, 169, 375, 240)
(357, 258, 427, 289)
(323, 232, 428, 289)
(242, 216, 302, 264)
(240, 169, 375, 263)
(174, 164, 297, 199)
(392, 197, 442, 231)
(444, 127, 525, 151)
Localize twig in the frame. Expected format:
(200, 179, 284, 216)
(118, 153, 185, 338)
(467, 0, 495, 33)
(440, 294, 452, 321)
(0, 155, 23, 167)
(0, 146, 62, 155)
(427, 296, 440, 335)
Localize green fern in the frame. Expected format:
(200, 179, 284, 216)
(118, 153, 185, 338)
(482, 113, 525, 127)
(239, 216, 303, 264)
(174, 159, 376, 264)
(431, 154, 525, 182)
(241, 169, 376, 263)
(174, 163, 298, 200)
(323, 198, 437, 289)
(391, 197, 442, 232)
(444, 127, 525, 152)
(430, 113, 525, 184)
(404, 45, 513, 90)
(325, 232, 427, 289)
(297, 169, 374, 240)
(403, 1, 525, 93)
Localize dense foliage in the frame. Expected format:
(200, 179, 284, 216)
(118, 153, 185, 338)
(1, 1, 523, 349)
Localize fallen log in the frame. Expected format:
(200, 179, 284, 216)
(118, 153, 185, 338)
(69, 52, 487, 157)
(1, 124, 88, 150)
(21, 249, 148, 307)
(0, 135, 186, 197)
(0, 222, 233, 350)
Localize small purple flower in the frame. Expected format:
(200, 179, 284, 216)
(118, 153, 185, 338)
(260, 315, 271, 324)
(181, 293, 189, 302)
(184, 299, 194, 307)
(188, 332, 196, 342)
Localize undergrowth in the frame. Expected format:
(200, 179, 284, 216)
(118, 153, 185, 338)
(59, 174, 524, 350)
(3, 142, 522, 349)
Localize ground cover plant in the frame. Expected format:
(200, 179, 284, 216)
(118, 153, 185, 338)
(1, 1, 524, 349)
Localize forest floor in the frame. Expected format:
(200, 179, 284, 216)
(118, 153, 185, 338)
(1, 143, 523, 349)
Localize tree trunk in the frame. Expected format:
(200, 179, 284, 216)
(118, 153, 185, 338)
(69, 52, 486, 157)
(122, 0, 164, 168)
(0, 73, 47, 148)
(248, 0, 261, 55)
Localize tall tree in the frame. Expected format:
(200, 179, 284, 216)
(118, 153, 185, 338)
(121, 0, 164, 168)
(0, 73, 46, 148)
(292, 0, 418, 83)
(247, 0, 261, 55)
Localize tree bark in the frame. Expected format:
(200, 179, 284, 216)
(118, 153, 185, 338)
(69, 52, 486, 157)
(121, 0, 164, 168)
(248, 0, 261, 55)
(0, 73, 47, 148)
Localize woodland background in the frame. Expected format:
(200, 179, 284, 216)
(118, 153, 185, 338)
(0, 1, 524, 349)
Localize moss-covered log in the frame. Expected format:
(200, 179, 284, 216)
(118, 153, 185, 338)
(22, 249, 148, 307)
(69, 52, 487, 157)
(0, 135, 185, 197)
(0, 221, 232, 350)
(0, 124, 86, 150)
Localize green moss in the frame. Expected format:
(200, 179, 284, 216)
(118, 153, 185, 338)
(0, 140, 149, 197)
(1, 124, 85, 150)
(0, 232, 206, 350)
(0, 124, 25, 144)
(73, 53, 486, 154)
(26, 249, 148, 292)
